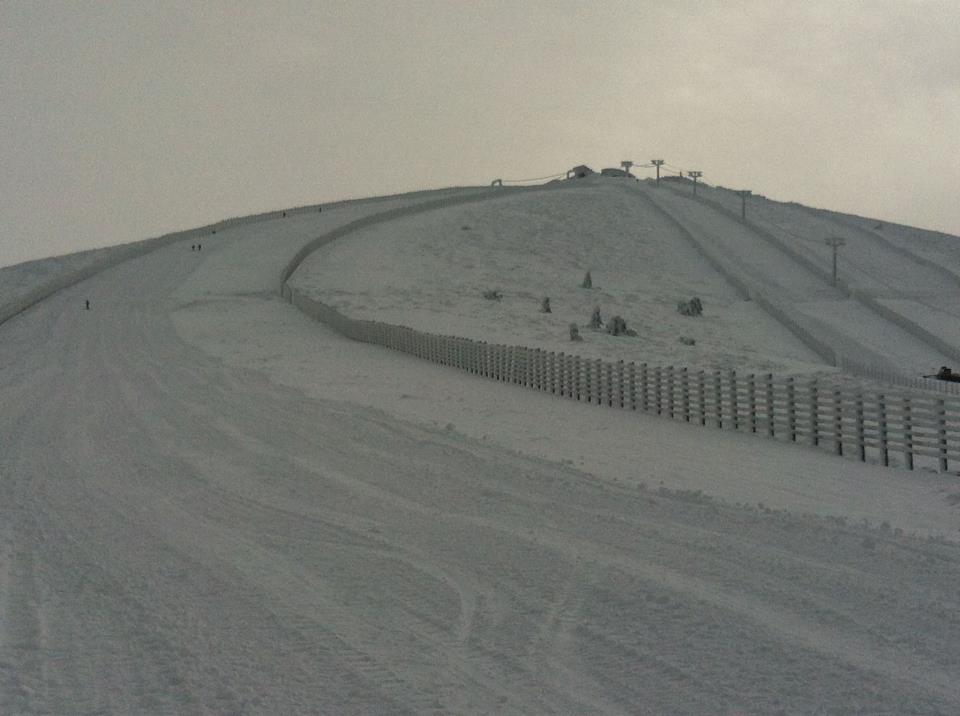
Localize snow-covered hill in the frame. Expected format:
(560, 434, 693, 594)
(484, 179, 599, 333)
(2, 179, 960, 714)
(291, 174, 960, 380)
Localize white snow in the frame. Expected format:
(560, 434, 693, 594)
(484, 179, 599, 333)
(292, 182, 828, 376)
(3, 178, 960, 713)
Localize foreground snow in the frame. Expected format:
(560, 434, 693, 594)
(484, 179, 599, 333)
(2, 187, 960, 713)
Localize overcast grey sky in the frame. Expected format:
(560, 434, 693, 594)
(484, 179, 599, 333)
(2, 0, 958, 267)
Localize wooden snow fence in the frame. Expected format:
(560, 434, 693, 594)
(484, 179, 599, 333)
(289, 291, 960, 474)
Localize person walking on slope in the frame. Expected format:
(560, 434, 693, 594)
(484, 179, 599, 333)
(84, 299, 89, 310)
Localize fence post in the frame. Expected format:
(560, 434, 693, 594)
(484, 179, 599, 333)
(878, 394, 889, 467)
(714, 370, 723, 428)
(574, 355, 582, 400)
(938, 398, 949, 472)
(666, 366, 675, 418)
(617, 360, 625, 408)
(766, 374, 775, 437)
(541, 349, 548, 392)
(729, 370, 739, 431)
(833, 388, 844, 456)
(856, 393, 865, 462)
(641, 363, 649, 412)
(540, 349, 546, 391)
(698, 371, 706, 425)
(628, 362, 637, 410)
(903, 397, 914, 470)
(556, 352, 564, 396)
(748, 373, 757, 433)
(606, 360, 614, 407)
(595, 359, 603, 406)
(655, 366, 663, 415)
(810, 381, 819, 447)
(787, 377, 796, 442)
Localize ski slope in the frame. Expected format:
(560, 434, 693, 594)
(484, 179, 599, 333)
(2, 185, 960, 713)
(292, 183, 827, 376)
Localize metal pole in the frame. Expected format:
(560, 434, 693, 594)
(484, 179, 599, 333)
(688, 171, 702, 195)
(651, 159, 665, 186)
(824, 236, 846, 286)
(735, 190, 751, 219)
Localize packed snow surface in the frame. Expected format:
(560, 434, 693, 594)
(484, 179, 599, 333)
(2, 182, 960, 713)
(294, 184, 830, 376)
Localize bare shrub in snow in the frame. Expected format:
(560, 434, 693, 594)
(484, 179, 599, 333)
(540, 297, 551, 313)
(482, 289, 502, 301)
(677, 296, 703, 316)
(589, 306, 603, 330)
(679, 336, 696, 345)
(606, 315, 637, 337)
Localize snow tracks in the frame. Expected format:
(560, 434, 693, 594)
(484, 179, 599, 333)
(636, 181, 959, 374)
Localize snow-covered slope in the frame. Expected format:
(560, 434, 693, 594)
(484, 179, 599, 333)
(291, 175, 960, 378)
(292, 180, 828, 375)
(2, 182, 960, 713)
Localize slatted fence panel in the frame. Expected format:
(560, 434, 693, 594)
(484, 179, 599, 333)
(289, 290, 960, 474)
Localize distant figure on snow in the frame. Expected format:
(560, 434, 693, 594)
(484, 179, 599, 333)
(85, 300, 90, 310)
(540, 297, 551, 313)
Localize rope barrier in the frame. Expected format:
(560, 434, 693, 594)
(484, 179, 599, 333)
(501, 172, 566, 184)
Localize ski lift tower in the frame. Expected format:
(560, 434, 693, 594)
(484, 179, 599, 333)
(688, 171, 702, 195)
(825, 236, 846, 286)
(735, 189, 752, 219)
(651, 159, 665, 186)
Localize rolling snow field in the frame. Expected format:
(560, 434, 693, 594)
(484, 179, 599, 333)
(2, 179, 960, 714)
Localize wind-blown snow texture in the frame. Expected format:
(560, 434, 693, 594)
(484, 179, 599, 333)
(2, 180, 960, 714)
